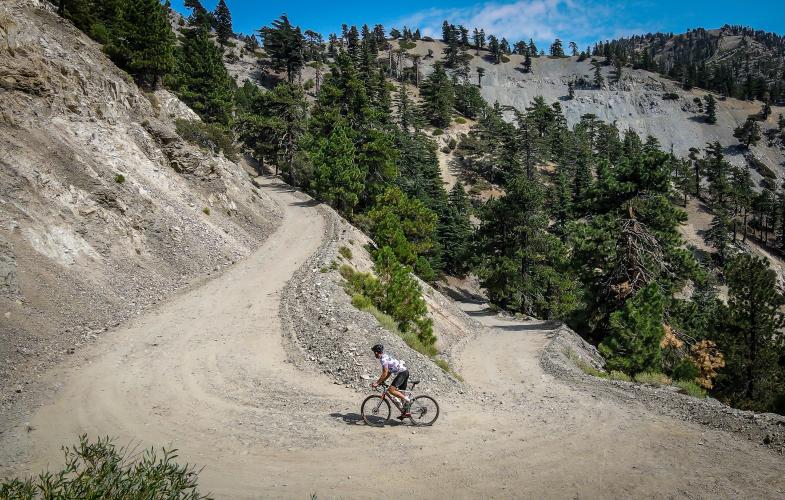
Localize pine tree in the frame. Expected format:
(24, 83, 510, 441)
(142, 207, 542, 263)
(778, 113, 785, 132)
(441, 183, 473, 275)
(704, 94, 717, 124)
(522, 49, 532, 73)
(475, 175, 579, 319)
(528, 39, 538, 57)
(569, 41, 578, 56)
(714, 254, 785, 411)
(368, 187, 438, 269)
(733, 118, 761, 148)
(236, 83, 308, 180)
(704, 207, 733, 263)
(168, 20, 234, 125)
(119, 0, 176, 87)
(598, 283, 665, 375)
(259, 15, 305, 84)
(549, 39, 565, 57)
(420, 62, 454, 127)
(476, 67, 485, 87)
(213, 0, 233, 45)
(310, 124, 365, 215)
(592, 60, 604, 88)
(488, 35, 501, 63)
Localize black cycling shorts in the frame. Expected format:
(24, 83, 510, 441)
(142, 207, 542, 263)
(391, 370, 409, 390)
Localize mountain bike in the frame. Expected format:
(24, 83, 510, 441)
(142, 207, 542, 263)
(361, 380, 439, 427)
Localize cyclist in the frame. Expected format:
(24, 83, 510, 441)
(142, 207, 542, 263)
(371, 344, 412, 419)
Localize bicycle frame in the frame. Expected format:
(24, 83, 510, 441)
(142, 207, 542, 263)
(376, 383, 412, 410)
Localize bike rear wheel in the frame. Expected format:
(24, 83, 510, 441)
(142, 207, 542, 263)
(408, 395, 439, 426)
(361, 395, 391, 426)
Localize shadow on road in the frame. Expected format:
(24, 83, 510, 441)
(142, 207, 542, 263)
(329, 412, 406, 427)
(494, 321, 562, 332)
(439, 285, 486, 304)
(464, 308, 498, 317)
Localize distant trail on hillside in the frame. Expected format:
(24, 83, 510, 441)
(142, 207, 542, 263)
(1, 177, 783, 499)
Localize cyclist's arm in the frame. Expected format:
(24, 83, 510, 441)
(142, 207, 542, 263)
(375, 367, 390, 386)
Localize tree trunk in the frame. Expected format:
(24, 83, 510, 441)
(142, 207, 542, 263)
(743, 211, 748, 242)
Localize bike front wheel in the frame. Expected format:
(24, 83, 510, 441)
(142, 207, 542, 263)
(408, 395, 439, 426)
(361, 395, 391, 427)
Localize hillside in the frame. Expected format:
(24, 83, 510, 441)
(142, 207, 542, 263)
(0, 0, 281, 400)
(603, 25, 785, 103)
(398, 39, 785, 179)
(2, 3, 785, 498)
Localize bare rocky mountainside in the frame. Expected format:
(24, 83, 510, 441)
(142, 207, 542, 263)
(0, 1, 281, 398)
(1, 1, 785, 499)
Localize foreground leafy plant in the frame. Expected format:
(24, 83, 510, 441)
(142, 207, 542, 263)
(0, 435, 210, 499)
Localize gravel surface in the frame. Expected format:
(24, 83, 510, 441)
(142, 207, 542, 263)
(541, 324, 785, 450)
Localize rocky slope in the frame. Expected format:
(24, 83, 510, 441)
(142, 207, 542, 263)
(280, 189, 475, 395)
(0, 0, 281, 403)
(400, 39, 785, 181)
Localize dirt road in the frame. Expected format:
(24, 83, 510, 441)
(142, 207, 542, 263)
(1, 178, 783, 499)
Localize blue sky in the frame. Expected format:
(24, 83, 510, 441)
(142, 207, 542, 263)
(172, 0, 785, 48)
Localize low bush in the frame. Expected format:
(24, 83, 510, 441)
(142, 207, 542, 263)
(175, 119, 238, 161)
(662, 92, 680, 100)
(202, 207, 211, 215)
(399, 41, 417, 50)
(454, 117, 467, 124)
(634, 371, 672, 386)
(338, 246, 353, 259)
(432, 128, 443, 136)
(608, 370, 632, 382)
(351, 293, 373, 310)
(567, 349, 606, 378)
(500, 56, 510, 63)
(0, 435, 208, 499)
(674, 379, 707, 398)
(114, 173, 125, 184)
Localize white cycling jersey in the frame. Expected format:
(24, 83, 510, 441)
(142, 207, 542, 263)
(380, 353, 407, 374)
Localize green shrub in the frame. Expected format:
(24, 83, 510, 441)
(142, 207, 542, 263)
(448, 138, 457, 150)
(202, 207, 211, 215)
(674, 379, 707, 398)
(303, 79, 315, 90)
(0, 435, 207, 499)
(399, 41, 417, 50)
(432, 128, 443, 136)
(634, 371, 672, 386)
(433, 357, 462, 380)
(339, 264, 355, 280)
(608, 370, 632, 382)
(351, 293, 373, 309)
(671, 358, 700, 382)
(441, 146, 451, 154)
(175, 119, 238, 161)
(567, 349, 606, 378)
(662, 92, 680, 100)
(599, 284, 665, 375)
(114, 174, 125, 184)
(454, 117, 467, 124)
(338, 246, 353, 259)
(500, 55, 510, 63)
(363, 304, 402, 335)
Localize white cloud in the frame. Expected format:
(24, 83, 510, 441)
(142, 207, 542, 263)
(391, 0, 628, 47)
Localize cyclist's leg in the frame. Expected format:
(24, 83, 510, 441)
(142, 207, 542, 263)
(388, 370, 410, 408)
